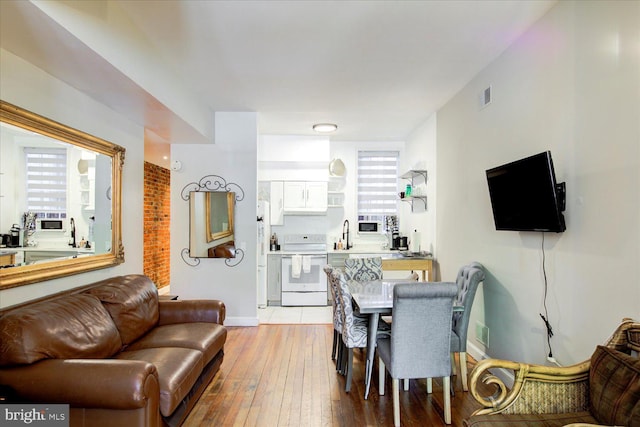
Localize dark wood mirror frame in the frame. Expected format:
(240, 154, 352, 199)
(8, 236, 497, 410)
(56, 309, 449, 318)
(0, 101, 125, 289)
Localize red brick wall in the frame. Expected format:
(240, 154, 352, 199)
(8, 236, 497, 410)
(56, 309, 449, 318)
(143, 161, 171, 289)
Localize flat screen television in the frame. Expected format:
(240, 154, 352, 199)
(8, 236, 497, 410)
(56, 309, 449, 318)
(486, 151, 566, 232)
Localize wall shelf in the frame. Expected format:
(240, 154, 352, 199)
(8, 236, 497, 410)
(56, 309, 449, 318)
(400, 169, 428, 212)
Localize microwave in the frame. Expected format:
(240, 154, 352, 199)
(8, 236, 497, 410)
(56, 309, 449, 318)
(38, 219, 63, 231)
(358, 221, 382, 234)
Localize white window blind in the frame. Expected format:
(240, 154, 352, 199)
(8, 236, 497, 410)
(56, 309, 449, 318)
(24, 147, 67, 218)
(357, 150, 399, 220)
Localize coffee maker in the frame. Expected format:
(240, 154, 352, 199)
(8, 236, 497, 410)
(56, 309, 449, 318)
(8, 224, 23, 247)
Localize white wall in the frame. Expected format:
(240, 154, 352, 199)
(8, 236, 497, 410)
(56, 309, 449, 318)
(0, 49, 145, 307)
(171, 113, 258, 326)
(402, 113, 437, 270)
(436, 0, 639, 366)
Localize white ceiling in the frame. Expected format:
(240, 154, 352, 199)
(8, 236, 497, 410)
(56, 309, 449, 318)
(1, 0, 557, 160)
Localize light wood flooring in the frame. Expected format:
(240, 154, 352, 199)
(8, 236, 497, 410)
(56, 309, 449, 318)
(184, 324, 487, 426)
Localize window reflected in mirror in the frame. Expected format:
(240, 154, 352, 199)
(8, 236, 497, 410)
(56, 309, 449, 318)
(189, 191, 235, 258)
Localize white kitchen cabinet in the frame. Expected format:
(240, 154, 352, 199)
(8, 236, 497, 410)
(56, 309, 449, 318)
(283, 181, 327, 214)
(269, 181, 284, 225)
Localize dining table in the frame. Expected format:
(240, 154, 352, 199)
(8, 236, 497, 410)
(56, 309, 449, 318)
(347, 279, 464, 399)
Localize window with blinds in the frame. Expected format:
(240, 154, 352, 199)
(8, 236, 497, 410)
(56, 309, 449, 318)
(357, 150, 399, 221)
(24, 147, 67, 219)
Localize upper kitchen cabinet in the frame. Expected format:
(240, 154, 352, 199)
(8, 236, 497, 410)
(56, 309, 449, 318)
(283, 181, 327, 214)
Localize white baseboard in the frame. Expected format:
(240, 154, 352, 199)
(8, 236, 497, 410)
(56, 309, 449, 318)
(467, 340, 514, 387)
(225, 316, 259, 326)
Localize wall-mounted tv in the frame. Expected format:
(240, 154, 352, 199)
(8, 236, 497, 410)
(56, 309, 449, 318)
(486, 151, 566, 232)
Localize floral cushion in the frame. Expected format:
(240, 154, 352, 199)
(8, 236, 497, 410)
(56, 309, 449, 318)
(589, 345, 640, 426)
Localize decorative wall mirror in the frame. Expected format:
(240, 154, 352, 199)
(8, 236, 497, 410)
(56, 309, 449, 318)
(181, 175, 244, 267)
(0, 101, 125, 289)
(190, 191, 236, 258)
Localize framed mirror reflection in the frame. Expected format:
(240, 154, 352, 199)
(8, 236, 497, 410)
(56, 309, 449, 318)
(189, 191, 236, 258)
(0, 101, 125, 289)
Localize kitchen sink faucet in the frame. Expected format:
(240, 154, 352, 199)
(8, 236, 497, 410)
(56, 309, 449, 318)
(342, 219, 351, 250)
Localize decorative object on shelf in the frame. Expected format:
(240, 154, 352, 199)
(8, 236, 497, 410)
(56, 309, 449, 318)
(329, 158, 346, 177)
(77, 159, 88, 174)
(180, 174, 244, 267)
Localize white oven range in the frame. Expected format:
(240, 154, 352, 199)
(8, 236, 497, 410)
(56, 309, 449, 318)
(281, 234, 327, 306)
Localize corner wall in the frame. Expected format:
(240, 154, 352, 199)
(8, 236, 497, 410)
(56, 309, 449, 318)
(436, 0, 639, 365)
(144, 161, 171, 288)
(170, 113, 258, 326)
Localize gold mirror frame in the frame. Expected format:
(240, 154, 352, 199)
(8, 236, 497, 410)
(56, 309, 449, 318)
(205, 191, 235, 242)
(0, 101, 125, 289)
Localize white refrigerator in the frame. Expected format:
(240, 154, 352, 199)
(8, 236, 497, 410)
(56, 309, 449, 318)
(257, 200, 270, 308)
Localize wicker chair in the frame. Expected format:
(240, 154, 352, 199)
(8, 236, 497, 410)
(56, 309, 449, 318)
(464, 318, 640, 427)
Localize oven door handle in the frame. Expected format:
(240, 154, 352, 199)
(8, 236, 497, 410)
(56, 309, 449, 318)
(281, 254, 327, 259)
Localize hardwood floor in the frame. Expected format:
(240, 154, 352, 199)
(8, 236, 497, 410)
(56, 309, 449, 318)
(184, 325, 485, 426)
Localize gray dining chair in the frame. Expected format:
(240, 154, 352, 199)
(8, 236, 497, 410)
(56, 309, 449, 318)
(323, 265, 344, 367)
(450, 262, 485, 391)
(343, 256, 383, 282)
(378, 282, 458, 426)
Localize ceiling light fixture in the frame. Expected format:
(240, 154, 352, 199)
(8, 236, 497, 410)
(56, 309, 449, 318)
(312, 123, 338, 133)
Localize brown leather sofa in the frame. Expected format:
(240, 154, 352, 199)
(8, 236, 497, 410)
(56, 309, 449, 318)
(0, 274, 227, 427)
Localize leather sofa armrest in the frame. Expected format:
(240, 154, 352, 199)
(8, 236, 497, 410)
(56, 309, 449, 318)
(158, 299, 226, 325)
(0, 359, 159, 409)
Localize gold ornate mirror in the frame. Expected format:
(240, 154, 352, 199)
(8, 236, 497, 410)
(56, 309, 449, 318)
(0, 101, 125, 289)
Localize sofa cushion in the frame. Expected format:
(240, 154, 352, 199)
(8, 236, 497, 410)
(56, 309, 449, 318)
(589, 345, 640, 426)
(462, 412, 598, 427)
(0, 294, 122, 366)
(126, 322, 227, 365)
(116, 347, 203, 417)
(85, 275, 159, 345)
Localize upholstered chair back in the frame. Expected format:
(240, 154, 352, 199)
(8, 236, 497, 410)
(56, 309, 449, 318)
(332, 269, 368, 348)
(452, 262, 485, 344)
(383, 282, 457, 380)
(344, 257, 383, 282)
(323, 265, 343, 333)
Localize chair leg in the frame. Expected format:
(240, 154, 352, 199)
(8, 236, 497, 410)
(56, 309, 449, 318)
(345, 348, 354, 392)
(378, 357, 385, 395)
(443, 376, 451, 424)
(331, 331, 337, 361)
(337, 341, 345, 374)
(392, 378, 400, 427)
(460, 352, 468, 391)
(451, 352, 457, 375)
(403, 378, 409, 391)
(426, 377, 432, 394)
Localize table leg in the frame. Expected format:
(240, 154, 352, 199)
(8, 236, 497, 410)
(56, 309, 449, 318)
(364, 312, 379, 400)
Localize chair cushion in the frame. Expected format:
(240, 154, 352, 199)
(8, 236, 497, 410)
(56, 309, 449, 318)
(0, 294, 122, 366)
(589, 345, 640, 426)
(117, 347, 203, 417)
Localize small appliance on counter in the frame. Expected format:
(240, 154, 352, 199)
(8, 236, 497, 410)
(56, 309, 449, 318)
(8, 224, 23, 248)
(0, 233, 10, 248)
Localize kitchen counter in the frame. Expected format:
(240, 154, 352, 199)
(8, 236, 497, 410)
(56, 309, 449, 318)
(327, 248, 434, 281)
